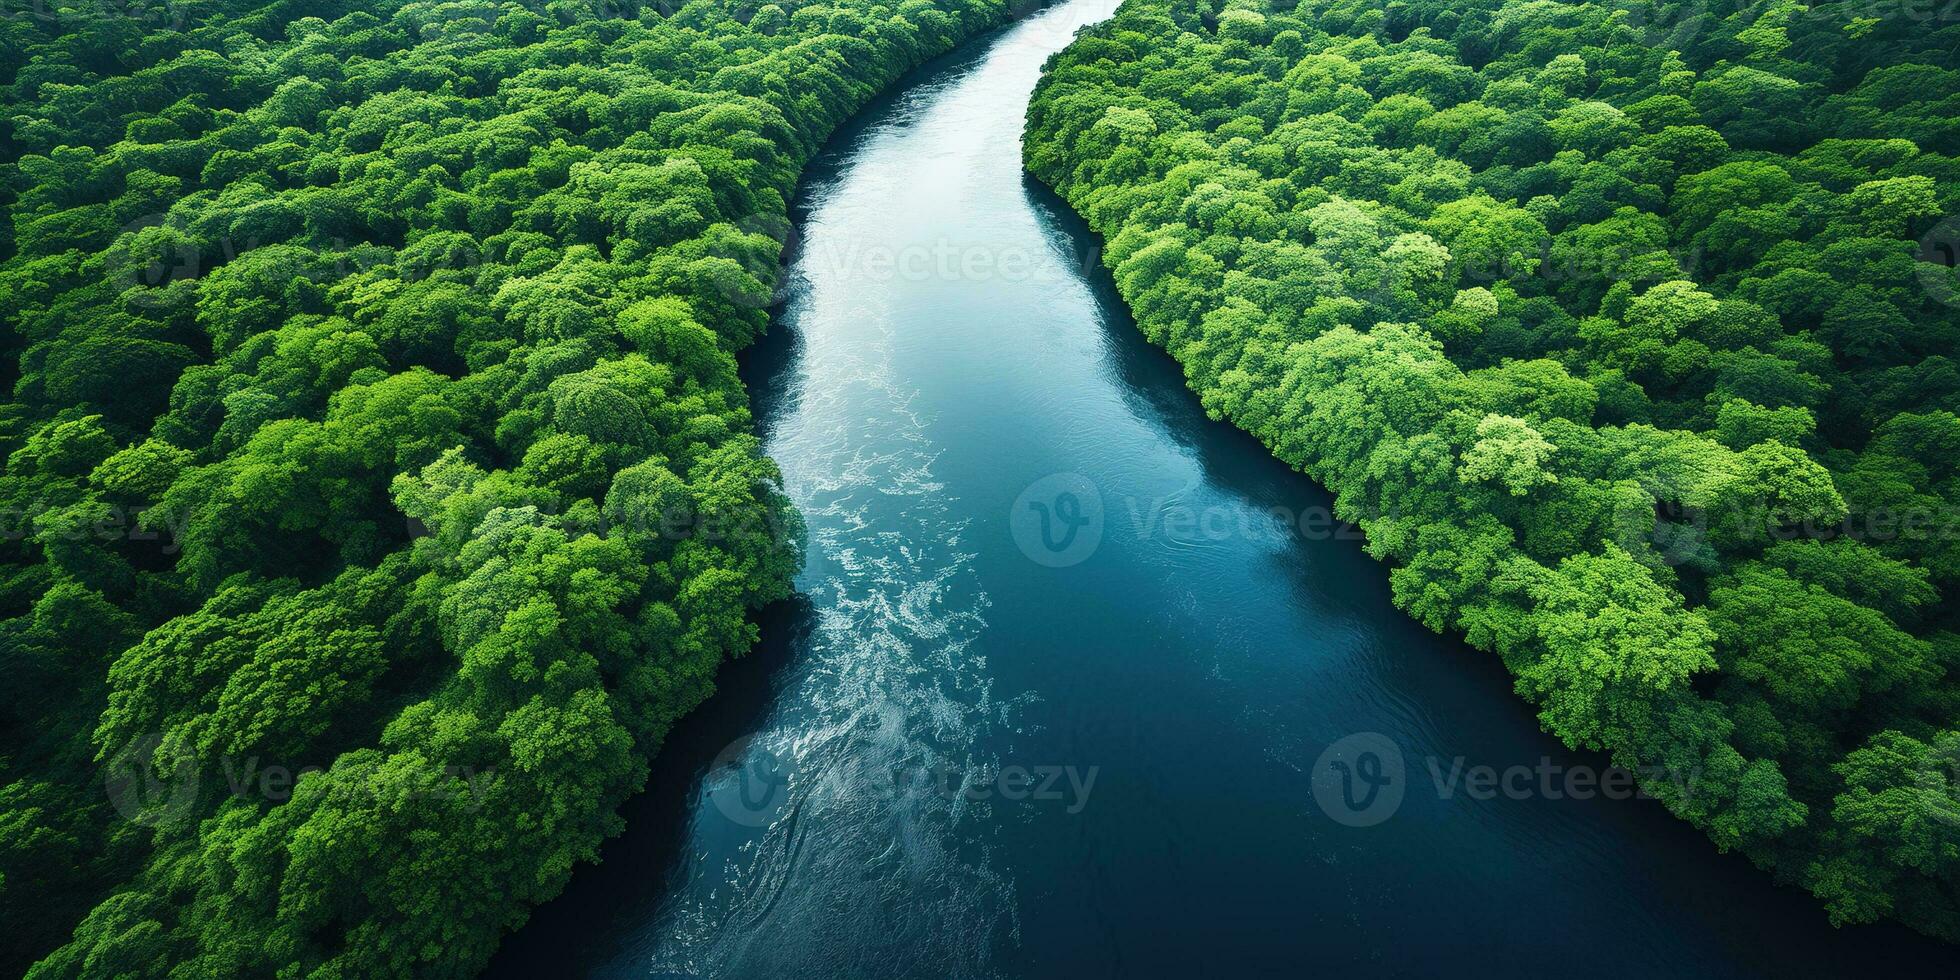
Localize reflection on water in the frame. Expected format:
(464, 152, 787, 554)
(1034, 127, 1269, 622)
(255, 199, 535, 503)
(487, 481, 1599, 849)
(490, 1, 1954, 976)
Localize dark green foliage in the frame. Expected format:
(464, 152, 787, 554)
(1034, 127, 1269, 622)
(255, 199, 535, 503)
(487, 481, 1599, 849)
(0, 0, 1015, 975)
(1026, 0, 1960, 941)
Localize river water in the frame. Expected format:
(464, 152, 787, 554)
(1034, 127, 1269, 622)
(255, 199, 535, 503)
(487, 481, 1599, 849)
(488, 2, 1950, 975)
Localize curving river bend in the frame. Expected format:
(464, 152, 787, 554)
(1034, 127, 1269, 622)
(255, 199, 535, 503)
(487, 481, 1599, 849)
(490, 2, 1950, 976)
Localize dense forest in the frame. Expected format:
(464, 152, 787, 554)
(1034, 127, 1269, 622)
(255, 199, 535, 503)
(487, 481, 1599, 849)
(0, 0, 1018, 975)
(7, 0, 1960, 971)
(1028, 0, 1960, 941)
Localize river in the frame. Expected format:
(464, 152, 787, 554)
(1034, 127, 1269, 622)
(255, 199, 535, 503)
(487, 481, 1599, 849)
(487, 2, 1951, 976)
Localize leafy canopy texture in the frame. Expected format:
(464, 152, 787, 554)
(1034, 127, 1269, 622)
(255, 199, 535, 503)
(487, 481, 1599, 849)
(0, 0, 1018, 975)
(1026, 0, 1960, 940)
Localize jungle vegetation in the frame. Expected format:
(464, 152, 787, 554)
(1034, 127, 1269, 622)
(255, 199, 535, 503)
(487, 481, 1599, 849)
(0, 0, 1015, 975)
(1028, 0, 1960, 942)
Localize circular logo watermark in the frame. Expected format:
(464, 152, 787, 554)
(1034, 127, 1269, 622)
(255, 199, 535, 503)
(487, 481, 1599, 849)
(1620, 0, 1711, 51)
(1016, 0, 1121, 48)
(1009, 472, 1105, 568)
(1912, 735, 1960, 827)
(1918, 215, 1960, 308)
(111, 213, 202, 309)
(705, 733, 793, 828)
(1311, 732, 1406, 828)
(704, 212, 799, 310)
(102, 732, 200, 827)
(1646, 487, 1712, 569)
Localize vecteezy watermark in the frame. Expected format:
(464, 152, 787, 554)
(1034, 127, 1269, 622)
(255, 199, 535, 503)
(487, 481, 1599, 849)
(1788, 0, 1960, 25)
(18, 0, 191, 31)
(1119, 494, 1366, 549)
(2, 501, 191, 553)
(1424, 756, 1659, 804)
(102, 734, 495, 826)
(1308, 732, 1707, 827)
(1009, 471, 1960, 571)
(404, 487, 802, 552)
(705, 734, 1099, 828)
(103, 209, 492, 312)
(704, 225, 1111, 309)
(1009, 472, 1105, 568)
(1008, 473, 1366, 566)
(791, 238, 1064, 285)
(1648, 498, 1960, 568)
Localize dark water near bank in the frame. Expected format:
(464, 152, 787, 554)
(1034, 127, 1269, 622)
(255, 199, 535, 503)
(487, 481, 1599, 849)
(490, 3, 1949, 975)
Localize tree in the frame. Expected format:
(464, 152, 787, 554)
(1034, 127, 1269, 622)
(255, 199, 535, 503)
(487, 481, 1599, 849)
(4, 2, 1009, 970)
(1023, 0, 1960, 940)
(1817, 731, 1960, 925)
(1422, 193, 1547, 285)
(1460, 413, 1559, 496)
(1491, 545, 1718, 750)
(1707, 565, 1936, 720)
